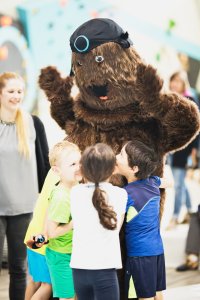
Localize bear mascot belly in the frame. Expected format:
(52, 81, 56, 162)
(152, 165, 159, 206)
(39, 18, 200, 300)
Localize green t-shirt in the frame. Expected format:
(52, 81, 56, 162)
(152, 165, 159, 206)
(47, 185, 73, 253)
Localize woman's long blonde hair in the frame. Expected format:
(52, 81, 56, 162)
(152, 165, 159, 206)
(0, 72, 30, 158)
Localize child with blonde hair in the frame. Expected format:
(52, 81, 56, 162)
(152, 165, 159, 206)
(46, 141, 82, 300)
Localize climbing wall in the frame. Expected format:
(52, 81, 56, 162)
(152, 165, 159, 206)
(17, 0, 114, 74)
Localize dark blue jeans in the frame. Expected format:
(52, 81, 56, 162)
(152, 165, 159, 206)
(0, 213, 32, 300)
(72, 268, 120, 300)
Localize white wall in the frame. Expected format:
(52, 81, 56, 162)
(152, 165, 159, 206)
(1, 0, 200, 45)
(110, 0, 200, 45)
(0, 0, 24, 18)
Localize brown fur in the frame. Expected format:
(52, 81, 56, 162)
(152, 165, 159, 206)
(39, 42, 200, 217)
(39, 42, 200, 300)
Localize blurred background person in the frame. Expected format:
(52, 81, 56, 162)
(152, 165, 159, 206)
(0, 72, 50, 300)
(176, 204, 200, 271)
(167, 71, 199, 229)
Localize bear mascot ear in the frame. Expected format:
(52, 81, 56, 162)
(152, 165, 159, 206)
(118, 31, 132, 48)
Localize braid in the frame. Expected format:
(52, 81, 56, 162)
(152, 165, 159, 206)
(80, 143, 117, 230)
(92, 185, 117, 230)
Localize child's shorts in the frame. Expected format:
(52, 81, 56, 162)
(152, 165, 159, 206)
(125, 254, 166, 298)
(46, 248, 75, 298)
(27, 248, 51, 284)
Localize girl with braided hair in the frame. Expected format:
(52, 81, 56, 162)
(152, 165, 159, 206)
(70, 143, 127, 300)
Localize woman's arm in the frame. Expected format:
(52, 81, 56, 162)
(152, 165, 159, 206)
(32, 115, 50, 192)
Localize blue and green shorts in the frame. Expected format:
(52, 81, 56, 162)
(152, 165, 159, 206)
(27, 248, 51, 284)
(46, 248, 75, 298)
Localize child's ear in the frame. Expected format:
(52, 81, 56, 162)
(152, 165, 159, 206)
(132, 166, 139, 174)
(51, 166, 59, 175)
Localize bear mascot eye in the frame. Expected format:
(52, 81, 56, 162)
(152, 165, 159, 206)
(95, 56, 104, 63)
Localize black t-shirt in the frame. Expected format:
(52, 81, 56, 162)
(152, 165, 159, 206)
(172, 137, 199, 168)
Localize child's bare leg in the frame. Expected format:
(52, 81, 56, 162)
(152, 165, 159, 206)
(155, 291, 163, 300)
(31, 283, 52, 300)
(60, 298, 74, 300)
(25, 277, 40, 300)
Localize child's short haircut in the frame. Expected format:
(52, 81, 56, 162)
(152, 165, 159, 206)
(125, 140, 158, 179)
(49, 140, 80, 167)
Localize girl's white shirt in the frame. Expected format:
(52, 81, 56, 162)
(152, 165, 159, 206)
(70, 182, 127, 269)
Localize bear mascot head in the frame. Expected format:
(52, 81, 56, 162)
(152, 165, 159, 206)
(39, 18, 200, 300)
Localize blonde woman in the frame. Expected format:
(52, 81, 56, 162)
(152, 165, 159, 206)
(0, 72, 49, 300)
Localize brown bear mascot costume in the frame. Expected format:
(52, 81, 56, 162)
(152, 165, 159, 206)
(39, 18, 200, 300)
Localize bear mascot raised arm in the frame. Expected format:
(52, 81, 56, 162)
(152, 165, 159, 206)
(39, 18, 200, 300)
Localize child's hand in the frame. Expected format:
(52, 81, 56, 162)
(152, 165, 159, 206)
(26, 234, 49, 249)
(26, 236, 36, 249)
